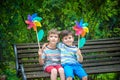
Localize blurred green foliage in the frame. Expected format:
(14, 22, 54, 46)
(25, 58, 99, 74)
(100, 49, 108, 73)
(0, 0, 120, 79)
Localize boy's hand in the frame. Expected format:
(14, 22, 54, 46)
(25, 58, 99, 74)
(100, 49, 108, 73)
(76, 49, 83, 62)
(38, 49, 42, 56)
(38, 49, 44, 65)
(76, 49, 82, 55)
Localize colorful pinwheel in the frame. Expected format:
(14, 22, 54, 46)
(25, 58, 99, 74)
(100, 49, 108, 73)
(73, 19, 89, 37)
(25, 13, 44, 49)
(25, 13, 42, 31)
(73, 19, 89, 48)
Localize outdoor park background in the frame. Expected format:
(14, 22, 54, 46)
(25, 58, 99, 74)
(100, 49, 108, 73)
(0, 0, 120, 80)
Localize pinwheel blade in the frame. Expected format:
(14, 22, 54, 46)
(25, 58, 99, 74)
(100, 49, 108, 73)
(31, 13, 37, 20)
(27, 15, 32, 21)
(79, 19, 83, 27)
(82, 23, 88, 27)
(78, 37, 86, 48)
(33, 17, 42, 22)
(38, 29, 44, 41)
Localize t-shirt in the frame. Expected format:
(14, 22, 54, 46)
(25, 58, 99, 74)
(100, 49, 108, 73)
(57, 42, 80, 65)
(42, 46, 61, 69)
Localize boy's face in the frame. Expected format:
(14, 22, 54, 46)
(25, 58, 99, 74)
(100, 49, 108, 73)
(47, 33, 59, 44)
(62, 34, 74, 46)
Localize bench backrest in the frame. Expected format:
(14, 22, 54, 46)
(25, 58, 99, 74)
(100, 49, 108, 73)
(80, 38, 120, 74)
(14, 43, 41, 76)
(13, 37, 120, 76)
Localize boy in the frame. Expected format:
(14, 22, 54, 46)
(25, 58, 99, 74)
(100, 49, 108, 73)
(58, 30, 88, 80)
(38, 29, 65, 80)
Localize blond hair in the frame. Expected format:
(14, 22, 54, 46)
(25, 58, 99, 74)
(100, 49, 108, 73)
(48, 29, 60, 37)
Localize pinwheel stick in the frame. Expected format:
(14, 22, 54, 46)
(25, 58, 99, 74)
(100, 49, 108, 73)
(35, 29, 41, 49)
(78, 35, 80, 48)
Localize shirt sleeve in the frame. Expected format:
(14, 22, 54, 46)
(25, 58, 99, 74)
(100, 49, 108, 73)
(76, 48, 80, 59)
(57, 42, 63, 49)
(41, 51, 46, 59)
(76, 54, 79, 59)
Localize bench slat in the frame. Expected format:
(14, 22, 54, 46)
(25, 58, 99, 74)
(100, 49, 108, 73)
(18, 53, 38, 58)
(83, 52, 120, 58)
(23, 60, 120, 72)
(16, 47, 120, 55)
(17, 44, 120, 54)
(24, 67, 43, 72)
(82, 47, 120, 53)
(85, 65, 120, 74)
(83, 60, 120, 67)
(24, 64, 40, 68)
(19, 56, 120, 64)
(82, 44, 120, 49)
(83, 57, 120, 63)
(26, 72, 50, 79)
(84, 40, 120, 45)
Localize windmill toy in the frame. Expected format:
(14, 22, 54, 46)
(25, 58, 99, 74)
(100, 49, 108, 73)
(73, 19, 89, 48)
(25, 13, 44, 49)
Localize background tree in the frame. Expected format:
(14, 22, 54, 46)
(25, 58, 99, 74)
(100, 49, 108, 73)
(0, 0, 120, 79)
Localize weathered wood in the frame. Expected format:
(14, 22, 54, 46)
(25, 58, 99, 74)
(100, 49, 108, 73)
(13, 37, 120, 80)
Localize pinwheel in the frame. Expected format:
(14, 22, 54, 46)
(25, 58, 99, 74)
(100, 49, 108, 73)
(25, 13, 44, 49)
(73, 19, 89, 48)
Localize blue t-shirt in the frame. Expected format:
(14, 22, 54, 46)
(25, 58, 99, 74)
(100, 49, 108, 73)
(42, 47, 61, 69)
(57, 42, 80, 65)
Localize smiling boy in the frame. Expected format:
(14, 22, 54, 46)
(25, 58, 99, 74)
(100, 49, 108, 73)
(38, 29, 65, 80)
(58, 30, 88, 80)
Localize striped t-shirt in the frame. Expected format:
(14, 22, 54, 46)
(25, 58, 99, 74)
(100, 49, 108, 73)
(57, 42, 80, 65)
(42, 46, 61, 69)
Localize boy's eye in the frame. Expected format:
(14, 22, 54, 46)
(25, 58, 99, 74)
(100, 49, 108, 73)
(64, 38, 67, 40)
(50, 36, 53, 38)
(49, 35, 58, 38)
(55, 36, 58, 38)
(69, 37, 72, 39)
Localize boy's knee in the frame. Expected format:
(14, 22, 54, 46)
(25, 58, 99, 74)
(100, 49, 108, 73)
(58, 68, 64, 73)
(51, 68, 57, 74)
(82, 76, 87, 80)
(67, 77, 72, 80)
(58, 67, 64, 71)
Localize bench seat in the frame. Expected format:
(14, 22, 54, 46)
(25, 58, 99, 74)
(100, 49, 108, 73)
(13, 37, 120, 80)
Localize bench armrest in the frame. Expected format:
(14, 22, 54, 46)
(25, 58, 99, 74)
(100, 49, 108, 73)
(13, 44, 19, 76)
(20, 64, 27, 80)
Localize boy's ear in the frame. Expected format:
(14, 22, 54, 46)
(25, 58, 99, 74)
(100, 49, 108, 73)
(58, 38, 60, 42)
(62, 38, 64, 42)
(73, 37, 74, 41)
(47, 36, 49, 41)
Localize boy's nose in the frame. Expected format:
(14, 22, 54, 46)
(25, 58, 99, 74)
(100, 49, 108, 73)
(52, 37, 56, 40)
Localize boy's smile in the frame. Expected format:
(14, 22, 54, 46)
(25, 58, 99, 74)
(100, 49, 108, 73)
(62, 34, 74, 46)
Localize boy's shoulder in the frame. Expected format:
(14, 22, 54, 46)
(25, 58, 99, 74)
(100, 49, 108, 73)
(43, 46, 60, 51)
(57, 42, 64, 47)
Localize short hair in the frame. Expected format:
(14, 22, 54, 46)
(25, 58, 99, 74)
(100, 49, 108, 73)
(48, 29, 60, 37)
(60, 30, 74, 38)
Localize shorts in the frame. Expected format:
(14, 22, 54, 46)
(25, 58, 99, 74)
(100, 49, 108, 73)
(45, 65, 62, 73)
(63, 64, 87, 79)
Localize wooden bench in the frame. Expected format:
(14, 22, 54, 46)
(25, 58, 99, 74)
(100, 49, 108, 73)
(13, 37, 120, 80)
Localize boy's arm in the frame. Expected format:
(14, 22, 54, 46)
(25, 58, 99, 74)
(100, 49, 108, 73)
(76, 49, 83, 62)
(42, 43, 48, 49)
(38, 49, 44, 65)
